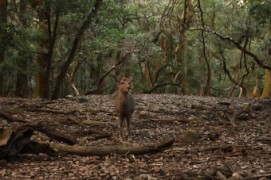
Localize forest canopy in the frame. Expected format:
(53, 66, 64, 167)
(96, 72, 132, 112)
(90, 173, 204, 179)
(0, 0, 271, 99)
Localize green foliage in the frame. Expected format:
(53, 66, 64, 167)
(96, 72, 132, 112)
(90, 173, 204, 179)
(1, 0, 271, 97)
(248, 0, 271, 23)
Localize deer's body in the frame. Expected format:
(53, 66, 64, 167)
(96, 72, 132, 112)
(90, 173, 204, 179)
(115, 77, 135, 141)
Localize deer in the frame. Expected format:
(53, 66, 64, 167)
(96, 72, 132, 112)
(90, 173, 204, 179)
(114, 77, 135, 141)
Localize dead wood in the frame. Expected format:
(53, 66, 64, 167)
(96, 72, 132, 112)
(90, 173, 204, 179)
(0, 111, 28, 123)
(0, 124, 34, 158)
(24, 108, 83, 115)
(0, 123, 174, 158)
(198, 144, 234, 153)
(21, 141, 58, 156)
(25, 137, 175, 156)
(0, 123, 76, 159)
(0, 111, 76, 145)
(32, 123, 76, 145)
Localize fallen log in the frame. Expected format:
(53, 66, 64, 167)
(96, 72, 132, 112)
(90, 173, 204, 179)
(0, 110, 28, 123)
(0, 124, 33, 158)
(33, 122, 76, 145)
(0, 123, 76, 159)
(24, 108, 83, 116)
(24, 137, 175, 156)
(0, 124, 175, 158)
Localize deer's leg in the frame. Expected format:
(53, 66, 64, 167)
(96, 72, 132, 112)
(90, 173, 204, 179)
(119, 115, 124, 140)
(126, 114, 132, 140)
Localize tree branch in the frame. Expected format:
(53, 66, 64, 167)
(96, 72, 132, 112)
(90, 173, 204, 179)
(145, 81, 181, 94)
(85, 59, 124, 95)
(206, 28, 271, 70)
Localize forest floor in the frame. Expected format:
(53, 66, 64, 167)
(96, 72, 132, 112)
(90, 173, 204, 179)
(1, 94, 271, 179)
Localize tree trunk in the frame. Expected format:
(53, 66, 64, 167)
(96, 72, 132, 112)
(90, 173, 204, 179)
(95, 53, 105, 94)
(179, 35, 188, 94)
(32, 0, 48, 98)
(176, 0, 194, 94)
(198, 0, 211, 96)
(43, 1, 60, 99)
(31, 0, 59, 99)
(34, 52, 47, 98)
(144, 62, 153, 88)
(261, 30, 271, 98)
(0, 0, 7, 96)
(261, 69, 271, 98)
(51, 0, 103, 100)
(15, 0, 29, 97)
(15, 53, 29, 97)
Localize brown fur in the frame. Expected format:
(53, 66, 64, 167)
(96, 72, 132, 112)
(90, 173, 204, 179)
(114, 77, 135, 141)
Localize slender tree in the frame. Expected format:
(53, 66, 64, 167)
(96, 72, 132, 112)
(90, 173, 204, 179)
(43, 0, 60, 99)
(176, 0, 194, 94)
(51, 0, 103, 99)
(15, 0, 29, 97)
(198, 0, 211, 96)
(0, 0, 7, 96)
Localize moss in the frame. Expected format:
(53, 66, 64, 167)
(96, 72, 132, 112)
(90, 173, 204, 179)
(180, 129, 201, 143)
(89, 109, 100, 115)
